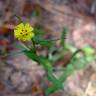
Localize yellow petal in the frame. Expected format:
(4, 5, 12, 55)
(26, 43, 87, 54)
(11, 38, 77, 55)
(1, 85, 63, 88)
(14, 23, 34, 41)
(25, 23, 33, 31)
(15, 23, 24, 29)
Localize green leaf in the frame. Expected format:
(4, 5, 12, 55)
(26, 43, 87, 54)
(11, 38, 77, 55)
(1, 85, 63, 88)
(32, 25, 53, 48)
(59, 64, 74, 82)
(34, 25, 44, 36)
(24, 50, 53, 70)
(72, 57, 88, 70)
(83, 46, 94, 56)
(46, 70, 64, 96)
(32, 36, 53, 48)
(39, 39, 53, 48)
(47, 70, 63, 89)
(71, 49, 82, 59)
(45, 85, 60, 96)
(60, 27, 68, 48)
(46, 64, 74, 95)
(32, 10, 41, 17)
(15, 42, 28, 50)
(86, 55, 96, 62)
(72, 54, 96, 70)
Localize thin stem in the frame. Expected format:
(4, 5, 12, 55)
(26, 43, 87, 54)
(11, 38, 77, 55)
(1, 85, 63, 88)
(60, 49, 82, 67)
(14, 14, 22, 23)
(31, 40, 36, 53)
(42, 37, 66, 42)
(71, 49, 82, 59)
(20, 42, 30, 51)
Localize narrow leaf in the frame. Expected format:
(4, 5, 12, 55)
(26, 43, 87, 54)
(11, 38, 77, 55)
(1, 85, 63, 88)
(24, 50, 53, 70)
(60, 27, 68, 48)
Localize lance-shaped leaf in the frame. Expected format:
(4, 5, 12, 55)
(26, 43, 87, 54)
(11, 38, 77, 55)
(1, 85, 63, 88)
(46, 52, 96, 95)
(34, 25, 44, 36)
(46, 64, 74, 95)
(60, 27, 68, 48)
(24, 50, 53, 70)
(32, 36, 53, 48)
(47, 70, 63, 89)
(45, 84, 60, 96)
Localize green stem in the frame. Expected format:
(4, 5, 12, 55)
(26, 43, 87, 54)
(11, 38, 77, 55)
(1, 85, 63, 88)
(31, 40, 36, 53)
(47, 70, 63, 88)
(46, 64, 74, 95)
(46, 69, 63, 96)
(14, 15, 22, 23)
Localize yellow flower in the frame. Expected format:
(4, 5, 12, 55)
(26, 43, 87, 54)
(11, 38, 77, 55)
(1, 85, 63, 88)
(14, 23, 34, 41)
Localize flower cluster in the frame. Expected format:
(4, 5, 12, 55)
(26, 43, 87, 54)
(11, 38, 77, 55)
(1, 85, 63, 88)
(14, 23, 34, 41)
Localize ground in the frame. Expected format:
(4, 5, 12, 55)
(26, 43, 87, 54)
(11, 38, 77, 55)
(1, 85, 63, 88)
(0, 0, 96, 96)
